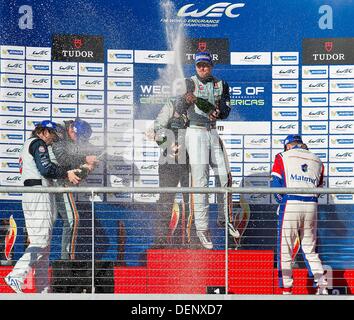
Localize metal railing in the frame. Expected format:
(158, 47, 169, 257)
(0, 186, 353, 298)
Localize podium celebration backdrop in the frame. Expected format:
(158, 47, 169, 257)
(0, 0, 354, 268)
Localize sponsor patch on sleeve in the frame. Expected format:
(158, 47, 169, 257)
(38, 146, 46, 153)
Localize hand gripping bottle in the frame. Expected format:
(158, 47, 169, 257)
(195, 97, 215, 114)
(76, 164, 90, 179)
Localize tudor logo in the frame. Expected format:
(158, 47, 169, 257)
(198, 41, 207, 52)
(184, 38, 229, 64)
(73, 38, 84, 49)
(52, 34, 104, 62)
(325, 41, 333, 52)
(177, 2, 245, 18)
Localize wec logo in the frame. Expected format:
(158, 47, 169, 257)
(177, 2, 245, 18)
(309, 138, 325, 144)
(245, 55, 261, 60)
(336, 68, 352, 74)
(336, 152, 352, 158)
(148, 54, 165, 59)
(279, 124, 296, 129)
(279, 69, 296, 74)
(32, 50, 49, 56)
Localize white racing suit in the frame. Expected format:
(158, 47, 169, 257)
(10, 137, 67, 293)
(181, 75, 233, 237)
(271, 146, 327, 290)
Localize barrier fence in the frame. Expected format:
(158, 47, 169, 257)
(0, 186, 353, 298)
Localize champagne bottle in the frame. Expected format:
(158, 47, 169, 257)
(155, 133, 167, 146)
(195, 97, 215, 114)
(168, 116, 186, 131)
(76, 164, 90, 179)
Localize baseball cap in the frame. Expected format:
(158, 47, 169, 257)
(195, 51, 213, 66)
(72, 118, 92, 141)
(38, 120, 58, 132)
(283, 134, 303, 146)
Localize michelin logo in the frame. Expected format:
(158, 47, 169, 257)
(334, 195, 353, 201)
(1, 75, 24, 87)
(3, 49, 23, 56)
(272, 80, 298, 93)
(81, 66, 103, 73)
(79, 91, 104, 104)
(304, 124, 327, 131)
(80, 94, 103, 100)
(244, 151, 270, 162)
(330, 109, 354, 119)
(330, 137, 354, 147)
(272, 109, 298, 120)
(1, 104, 24, 116)
(314, 152, 327, 160)
(1, 46, 25, 59)
(79, 64, 104, 76)
(304, 97, 327, 103)
(330, 166, 354, 174)
(108, 78, 133, 91)
(308, 69, 326, 75)
(302, 66, 328, 78)
(272, 52, 299, 65)
(244, 180, 269, 187)
(108, 50, 134, 63)
(223, 138, 242, 145)
(0, 133, 24, 141)
(331, 81, 354, 91)
(274, 55, 297, 62)
(54, 79, 77, 87)
(53, 107, 77, 115)
(27, 64, 50, 71)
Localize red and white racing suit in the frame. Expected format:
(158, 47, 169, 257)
(271, 146, 326, 290)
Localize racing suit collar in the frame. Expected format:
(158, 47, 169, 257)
(285, 144, 305, 151)
(196, 74, 214, 84)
